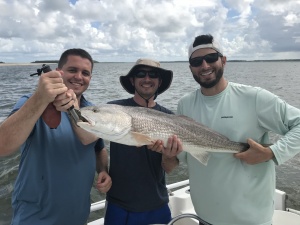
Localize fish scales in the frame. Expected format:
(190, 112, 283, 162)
(77, 104, 249, 165)
(125, 106, 244, 152)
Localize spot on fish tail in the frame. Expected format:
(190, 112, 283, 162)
(241, 143, 250, 151)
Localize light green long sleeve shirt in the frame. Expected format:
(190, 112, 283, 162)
(177, 82, 300, 225)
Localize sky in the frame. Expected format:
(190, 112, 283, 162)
(0, 0, 300, 62)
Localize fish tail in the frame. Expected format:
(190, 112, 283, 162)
(241, 142, 272, 151)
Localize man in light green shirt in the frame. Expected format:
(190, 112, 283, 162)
(155, 34, 300, 225)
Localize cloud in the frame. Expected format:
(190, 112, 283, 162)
(0, 0, 299, 62)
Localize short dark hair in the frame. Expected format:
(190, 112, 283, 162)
(193, 34, 214, 47)
(58, 48, 94, 71)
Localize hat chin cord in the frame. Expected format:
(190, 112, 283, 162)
(135, 89, 158, 108)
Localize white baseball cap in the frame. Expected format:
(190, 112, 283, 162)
(188, 38, 223, 59)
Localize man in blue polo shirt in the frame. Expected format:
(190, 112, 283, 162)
(0, 48, 112, 225)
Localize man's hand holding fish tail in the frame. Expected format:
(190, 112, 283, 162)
(175, 34, 300, 224)
(234, 138, 275, 164)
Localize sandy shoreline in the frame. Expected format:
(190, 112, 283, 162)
(0, 63, 57, 66)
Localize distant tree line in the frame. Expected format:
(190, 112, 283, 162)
(31, 60, 99, 63)
(31, 60, 59, 63)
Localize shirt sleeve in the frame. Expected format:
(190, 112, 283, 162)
(10, 95, 30, 116)
(94, 138, 105, 152)
(256, 89, 300, 165)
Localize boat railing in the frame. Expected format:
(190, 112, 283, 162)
(90, 179, 300, 215)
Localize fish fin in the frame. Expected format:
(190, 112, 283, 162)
(190, 152, 210, 166)
(131, 132, 154, 146)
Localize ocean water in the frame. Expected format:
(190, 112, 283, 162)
(0, 61, 300, 224)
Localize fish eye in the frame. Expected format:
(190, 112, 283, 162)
(92, 107, 99, 113)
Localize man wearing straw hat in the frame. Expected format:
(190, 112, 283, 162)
(99, 58, 183, 225)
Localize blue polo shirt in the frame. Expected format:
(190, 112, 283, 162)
(11, 94, 103, 225)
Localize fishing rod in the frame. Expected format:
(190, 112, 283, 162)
(30, 64, 80, 128)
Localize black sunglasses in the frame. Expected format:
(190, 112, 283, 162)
(189, 52, 223, 67)
(134, 70, 160, 79)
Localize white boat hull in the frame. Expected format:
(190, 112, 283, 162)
(88, 180, 300, 225)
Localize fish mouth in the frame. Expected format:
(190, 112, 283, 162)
(73, 109, 94, 126)
(79, 115, 95, 126)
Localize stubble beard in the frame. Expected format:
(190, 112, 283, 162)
(134, 83, 158, 100)
(192, 67, 224, 88)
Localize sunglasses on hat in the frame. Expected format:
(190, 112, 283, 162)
(189, 52, 222, 67)
(134, 70, 160, 79)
